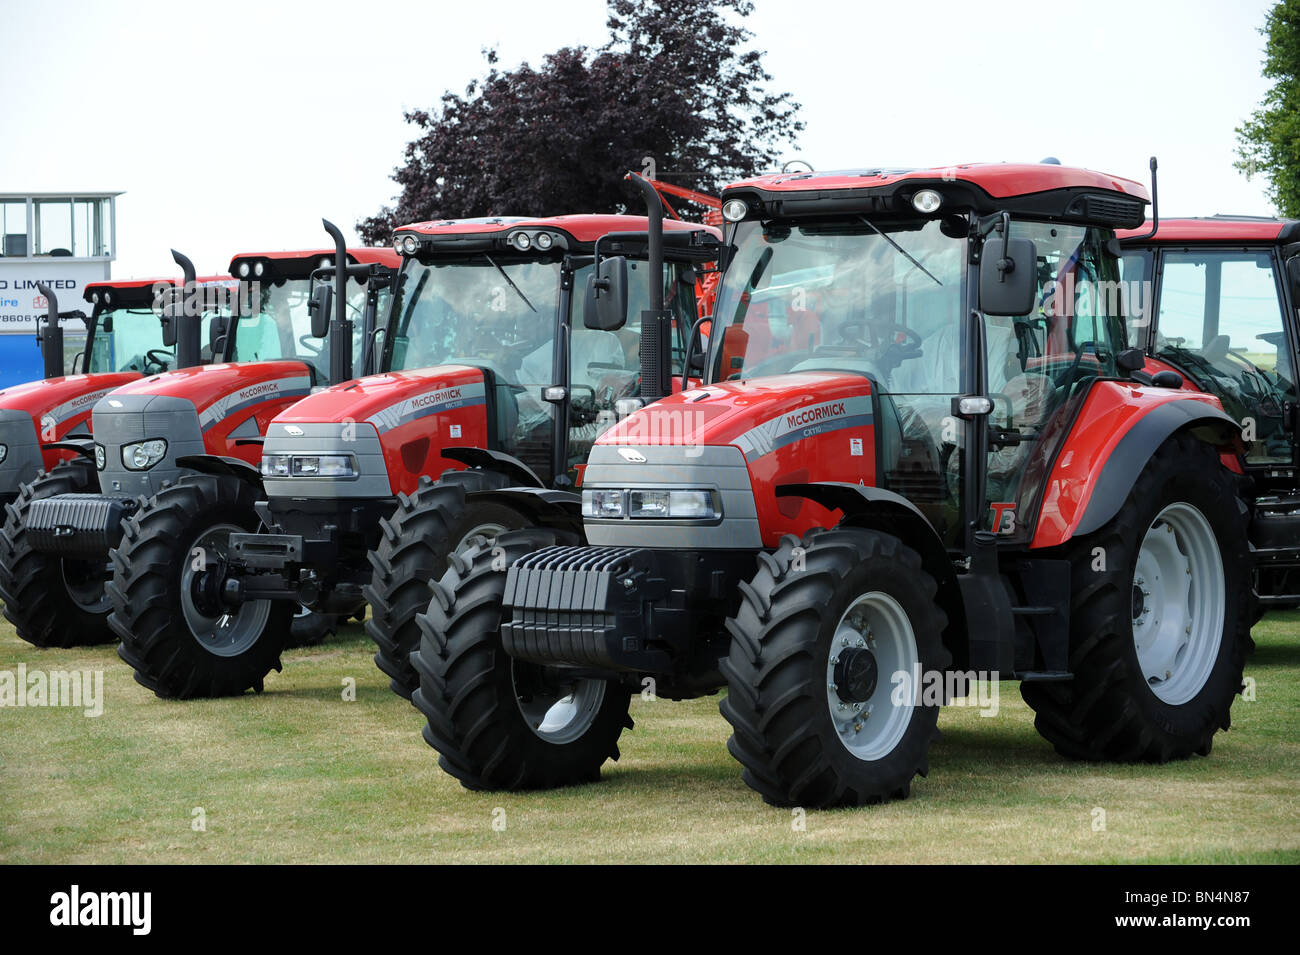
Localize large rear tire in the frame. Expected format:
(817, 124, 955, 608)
(0, 459, 114, 648)
(108, 474, 294, 699)
(1021, 433, 1250, 761)
(410, 528, 633, 790)
(720, 527, 950, 807)
(365, 471, 527, 699)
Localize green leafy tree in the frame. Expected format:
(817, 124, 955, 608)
(1235, 0, 1300, 216)
(358, 0, 802, 243)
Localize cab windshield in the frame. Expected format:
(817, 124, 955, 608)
(231, 277, 372, 380)
(710, 215, 1124, 545)
(85, 307, 175, 375)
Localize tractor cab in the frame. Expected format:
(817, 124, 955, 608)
(382, 214, 721, 485)
(79, 274, 232, 377)
(1119, 215, 1300, 609)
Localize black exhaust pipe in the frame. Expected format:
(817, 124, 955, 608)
(171, 249, 202, 369)
(35, 283, 64, 380)
(625, 172, 671, 403)
(322, 219, 352, 386)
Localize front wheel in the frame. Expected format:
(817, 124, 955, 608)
(108, 474, 294, 699)
(410, 528, 633, 790)
(0, 459, 114, 647)
(1021, 432, 1250, 761)
(720, 527, 950, 808)
(365, 471, 527, 699)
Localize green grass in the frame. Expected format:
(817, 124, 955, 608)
(1, 613, 1298, 864)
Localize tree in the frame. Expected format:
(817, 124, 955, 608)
(1235, 0, 1300, 217)
(357, 0, 802, 243)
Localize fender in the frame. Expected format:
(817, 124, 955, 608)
(1035, 397, 1241, 547)
(41, 438, 97, 462)
(468, 487, 583, 535)
(175, 453, 264, 490)
(443, 446, 544, 489)
(776, 481, 966, 660)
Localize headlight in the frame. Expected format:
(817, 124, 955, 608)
(400, 235, 419, 255)
(122, 439, 167, 471)
(261, 454, 291, 477)
(94, 443, 105, 470)
(628, 489, 718, 519)
(581, 489, 625, 518)
(290, 454, 356, 477)
(582, 488, 720, 520)
(912, 189, 943, 213)
(722, 198, 749, 222)
(237, 262, 250, 278)
(511, 231, 532, 251)
(534, 232, 553, 250)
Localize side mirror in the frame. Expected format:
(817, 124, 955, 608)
(979, 236, 1037, 317)
(209, 314, 231, 355)
(1117, 347, 1146, 373)
(584, 255, 628, 331)
(1287, 255, 1300, 300)
(159, 289, 180, 347)
(101, 313, 113, 334)
(308, 284, 333, 339)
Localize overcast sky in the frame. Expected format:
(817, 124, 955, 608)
(0, 0, 1280, 278)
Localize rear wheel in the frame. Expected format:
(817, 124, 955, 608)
(108, 474, 294, 699)
(721, 527, 950, 807)
(0, 459, 114, 647)
(410, 528, 633, 790)
(365, 471, 527, 699)
(1021, 433, 1250, 761)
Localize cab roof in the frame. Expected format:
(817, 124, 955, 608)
(721, 162, 1150, 230)
(227, 247, 402, 283)
(83, 275, 233, 308)
(395, 214, 718, 243)
(1118, 215, 1300, 245)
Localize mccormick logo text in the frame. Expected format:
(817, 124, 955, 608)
(236, 382, 280, 402)
(786, 402, 846, 429)
(412, 387, 462, 409)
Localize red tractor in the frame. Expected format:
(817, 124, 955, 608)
(0, 236, 398, 651)
(0, 259, 226, 511)
(1118, 210, 1300, 614)
(403, 163, 1254, 807)
(105, 212, 720, 699)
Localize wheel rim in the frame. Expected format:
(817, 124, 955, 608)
(825, 592, 918, 761)
(181, 523, 272, 658)
(1132, 502, 1225, 705)
(61, 559, 110, 614)
(455, 520, 510, 552)
(512, 660, 606, 744)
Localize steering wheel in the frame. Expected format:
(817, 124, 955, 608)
(145, 349, 173, 372)
(298, 335, 324, 356)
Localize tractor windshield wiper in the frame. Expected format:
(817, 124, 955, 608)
(857, 216, 943, 287)
(483, 254, 537, 313)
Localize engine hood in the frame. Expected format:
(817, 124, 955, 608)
(598, 371, 875, 458)
(273, 364, 488, 432)
(96, 361, 314, 419)
(0, 372, 141, 422)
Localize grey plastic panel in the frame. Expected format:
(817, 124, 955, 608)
(93, 394, 204, 496)
(261, 420, 393, 499)
(0, 410, 44, 497)
(581, 443, 761, 549)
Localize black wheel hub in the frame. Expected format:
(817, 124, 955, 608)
(1131, 584, 1144, 620)
(189, 567, 226, 618)
(833, 647, 879, 704)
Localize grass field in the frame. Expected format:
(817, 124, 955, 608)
(2, 613, 1298, 864)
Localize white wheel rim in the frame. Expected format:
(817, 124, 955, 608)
(512, 661, 607, 744)
(1132, 502, 1225, 705)
(825, 592, 918, 761)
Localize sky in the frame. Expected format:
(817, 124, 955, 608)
(0, 0, 1281, 278)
